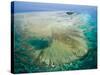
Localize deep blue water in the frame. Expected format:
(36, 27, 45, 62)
(11, 1, 97, 20)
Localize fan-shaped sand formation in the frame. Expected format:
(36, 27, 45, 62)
(14, 11, 88, 67)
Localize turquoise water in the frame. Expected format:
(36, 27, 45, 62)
(13, 12, 97, 73)
(12, 2, 97, 73)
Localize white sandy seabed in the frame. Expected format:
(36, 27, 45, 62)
(14, 11, 90, 67)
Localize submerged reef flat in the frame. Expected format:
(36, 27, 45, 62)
(14, 11, 97, 73)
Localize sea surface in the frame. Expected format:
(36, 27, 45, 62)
(12, 2, 97, 73)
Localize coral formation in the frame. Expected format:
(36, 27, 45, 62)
(14, 11, 88, 67)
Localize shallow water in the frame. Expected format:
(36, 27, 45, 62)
(13, 11, 97, 73)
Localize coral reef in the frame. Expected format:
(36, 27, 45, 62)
(13, 11, 97, 73)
